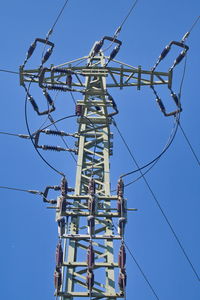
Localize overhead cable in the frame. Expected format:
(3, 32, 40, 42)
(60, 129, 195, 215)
(114, 119, 200, 281)
(125, 242, 160, 300)
(118, 34, 187, 182)
(112, 0, 139, 39)
(183, 15, 200, 41)
(111, 115, 179, 189)
(178, 121, 200, 166)
(111, 221, 159, 299)
(0, 185, 43, 196)
(24, 82, 65, 177)
(41, 0, 70, 62)
(117, 0, 139, 33)
(0, 69, 19, 75)
(142, 170, 200, 281)
(0, 131, 30, 139)
(36, 115, 77, 133)
(103, 0, 139, 53)
(112, 53, 199, 279)
(48, 0, 70, 36)
(47, 114, 77, 163)
(113, 114, 179, 180)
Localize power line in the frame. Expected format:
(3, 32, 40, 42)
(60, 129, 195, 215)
(20, 1, 73, 175)
(0, 69, 19, 75)
(112, 26, 188, 182)
(112, 114, 179, 180)
(40, 0, 70, 62)
(0, 185, 42, 195)
(47, 113, 77, 163)
(70, 91, 76, 105)
(119, 0, 139, 30)
(35, 114, 76, 132)
(188, 15, 200, 35)
(124, 242, 160, 300)
(112, 116, 179, 189)
(141, 173, 200, 281)
(103, 0, 139, 52)
(43, 0, 70, 46)
(111, 221, 159, 299)
(114, 120, 200, 281)
(24, 82, 65, 177)
(0, 131, 29, 138)
(178, 121, 200, 166)
(50, 0, 70, 34)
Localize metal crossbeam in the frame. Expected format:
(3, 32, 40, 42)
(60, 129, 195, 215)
(20, 57, 172, 93)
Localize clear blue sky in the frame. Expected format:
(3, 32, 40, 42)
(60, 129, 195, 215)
(0, 1, 200, 299)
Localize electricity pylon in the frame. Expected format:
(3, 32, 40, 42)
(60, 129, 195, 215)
(20, 36, 178, 299)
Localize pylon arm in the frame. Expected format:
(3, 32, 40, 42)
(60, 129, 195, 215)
(19, 57, 172, 93)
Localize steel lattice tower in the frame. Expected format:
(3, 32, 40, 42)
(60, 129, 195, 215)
(20, 36, 174, 299)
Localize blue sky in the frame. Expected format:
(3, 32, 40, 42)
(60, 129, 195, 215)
(0, 1, 200, 299)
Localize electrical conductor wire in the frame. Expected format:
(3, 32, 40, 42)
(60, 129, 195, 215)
(0, 185, 50, 200)
(34, 114, 76, 133)
(49, 0, 70, 34)
(112, 52, 200, 280)
(125, 242, 160, 300)
(113, 114, 179, 180)
(178, 121, 200, 166)
(117, 35, 188, 184)
(0, 185, 39, 194)
(0, 131, 28, 138)
(103, 0, 139, 52)
(0, 69, 19, 75)
(24, 82, 65, 177)
(119, 0, 139, 30)
(114, 114, 200, 280)
(47, 113, 77, 163)
(188, 15, 200, 34)
(111, 221, 159, 299)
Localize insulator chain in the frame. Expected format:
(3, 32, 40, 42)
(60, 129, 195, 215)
(40, 129, 77, 138)
(150, 85, 182, 117)
(86, 178, 96, 293)
(54, 266, 62, 295)
(34, 130, 78, 154)
(150, 34, 189, 117)
(54, 239, 64, 295)
(56, 240, 63, 268)
(117, 178, 127, 292)
(53, 176, 75, 295)
(88, 35, 122, 66)
(22, 37, 54, 69)
(42, 177, 74, 203)
(38, 67, 79, 92)
(152, 39, 189, 72)
(23, 84, 55, 115)
(118, 241, 127, 292)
